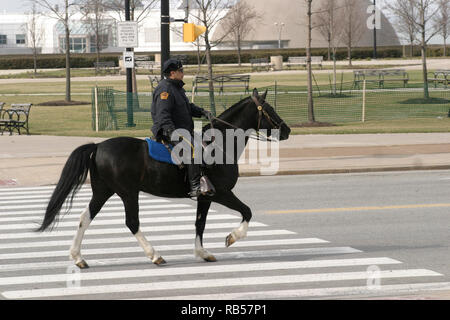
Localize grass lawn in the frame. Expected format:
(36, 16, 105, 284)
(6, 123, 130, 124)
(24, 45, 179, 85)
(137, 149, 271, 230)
(0, 63, 449, 137)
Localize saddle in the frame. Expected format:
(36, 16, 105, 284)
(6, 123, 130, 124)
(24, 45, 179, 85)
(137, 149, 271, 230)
(145, 138, 215, 196)
(145, 138, 177, 165)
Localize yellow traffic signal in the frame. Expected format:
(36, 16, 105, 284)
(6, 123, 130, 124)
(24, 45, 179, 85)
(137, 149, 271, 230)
(183, 23, 207, 42)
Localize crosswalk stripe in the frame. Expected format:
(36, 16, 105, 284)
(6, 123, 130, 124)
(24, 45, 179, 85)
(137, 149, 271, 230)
(0, 198, 168, 210)
(0, 238, 329, 260)
(0, 258, 401, 286)
(0, 207, 215, 219)
(0, 222, 268, 240)
(142, 282, 450, 300)
(0, 185, 64, 192)
(0, 247, 362, 272)
(0, 229, 295, 249)
(0, 185, 445, 300)
(0, 193, 155, 201)
(0, 213, 239, 231)
(2, 269, 441, 299)
(0, 207, 202, 222)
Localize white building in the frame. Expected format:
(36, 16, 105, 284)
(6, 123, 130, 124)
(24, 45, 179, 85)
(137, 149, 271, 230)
(0, 0, 400, 55)
(0, 4, 217, 55)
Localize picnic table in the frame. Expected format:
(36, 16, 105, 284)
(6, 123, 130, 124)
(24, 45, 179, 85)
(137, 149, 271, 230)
(428, 70, 450, 88)
(353, 69, 409, 89)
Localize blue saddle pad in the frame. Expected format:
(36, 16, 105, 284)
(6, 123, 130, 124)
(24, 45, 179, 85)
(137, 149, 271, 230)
(145, 138, 175, 165)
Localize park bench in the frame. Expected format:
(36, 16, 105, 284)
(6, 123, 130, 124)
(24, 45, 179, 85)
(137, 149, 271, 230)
(250, 58, 272, 72)
(135, 60, 161, 74)
(0, 103, 32, 135)
(428, 70, 450, 88)
(285, 56, 323, 69)
(191, 74, 251, 95)
(353, 69, 409, 89)
(94, 61, 118, 75)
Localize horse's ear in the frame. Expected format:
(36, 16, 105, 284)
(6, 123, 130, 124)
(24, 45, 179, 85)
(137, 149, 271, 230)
(261, 89, 268, 101)
(252, 88, 259, 98)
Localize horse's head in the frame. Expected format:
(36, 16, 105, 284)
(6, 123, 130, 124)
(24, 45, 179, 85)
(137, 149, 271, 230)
(250, 88, 291, 141)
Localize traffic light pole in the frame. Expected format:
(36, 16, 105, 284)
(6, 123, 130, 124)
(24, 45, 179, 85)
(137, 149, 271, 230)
(125, 0, 135, 127)
(161, 0, 170, 77)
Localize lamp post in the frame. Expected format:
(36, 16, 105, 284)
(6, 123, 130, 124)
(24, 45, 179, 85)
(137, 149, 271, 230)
(274, 22, 285, 49)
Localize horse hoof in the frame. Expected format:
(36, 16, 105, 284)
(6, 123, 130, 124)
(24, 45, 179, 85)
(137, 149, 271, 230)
(204, 255, 217, 262)
(225, 234, 236, 247)
(153, 257, 166, 265)
(76, 260, 89, 269)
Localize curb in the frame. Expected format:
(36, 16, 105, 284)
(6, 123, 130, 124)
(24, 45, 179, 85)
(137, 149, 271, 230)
(238, 165, 450, 177)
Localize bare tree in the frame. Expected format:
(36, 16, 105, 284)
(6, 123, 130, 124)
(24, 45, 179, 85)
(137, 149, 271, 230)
(189, 0, 232, 116)
(106, 0, 158, 94)
(434, 0, 450, 56)
(32, 0, 76, 102)
(26, 3, 45, 77)
(340, 0, 365, 66)
(305, 0, 315, 123)
(314, 0, 345, 95)
(315, 0, 338, 61)
(384, 0, 419, 57)
(78, 0, 111, 72)
(220, 0, 259, 66)
(387, 0, 442, 99)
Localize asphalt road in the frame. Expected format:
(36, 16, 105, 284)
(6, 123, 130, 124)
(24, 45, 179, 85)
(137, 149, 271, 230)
(0, 170, 448, 300)
(230, 170, 450, 282)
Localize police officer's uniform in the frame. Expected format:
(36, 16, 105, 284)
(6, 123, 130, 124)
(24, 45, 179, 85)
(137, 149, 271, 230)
(151, 59, 212, 198)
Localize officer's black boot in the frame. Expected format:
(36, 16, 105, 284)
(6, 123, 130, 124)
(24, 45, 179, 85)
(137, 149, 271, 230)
(187, 164, 202, 198)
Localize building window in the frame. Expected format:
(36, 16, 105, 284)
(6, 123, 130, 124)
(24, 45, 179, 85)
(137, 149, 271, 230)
(89, 34, 109, 53)
(16, 34, 26, 45)
(0, 35, 6, 45)
(60, 36, 87, 53)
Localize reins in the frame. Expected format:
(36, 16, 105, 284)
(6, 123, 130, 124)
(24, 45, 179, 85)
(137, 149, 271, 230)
(206, 96, 283, 142)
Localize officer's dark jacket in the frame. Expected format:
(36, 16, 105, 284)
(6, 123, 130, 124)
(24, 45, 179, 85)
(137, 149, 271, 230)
(151, 78, 204, 137)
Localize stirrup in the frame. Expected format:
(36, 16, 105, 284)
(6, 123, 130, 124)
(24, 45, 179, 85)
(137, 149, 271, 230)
(200, 176, 215, 196)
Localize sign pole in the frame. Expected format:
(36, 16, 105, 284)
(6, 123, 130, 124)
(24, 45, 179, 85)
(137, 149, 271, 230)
(161, 0, 170, 77)
(125, 0, 135, 127)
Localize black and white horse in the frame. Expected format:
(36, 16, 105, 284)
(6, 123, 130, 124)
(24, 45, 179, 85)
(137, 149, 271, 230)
(37, 89, 291, 268)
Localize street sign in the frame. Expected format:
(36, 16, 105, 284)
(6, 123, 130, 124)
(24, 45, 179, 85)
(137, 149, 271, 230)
(118, 21, 139, 48)
(123, 51, 135, 69)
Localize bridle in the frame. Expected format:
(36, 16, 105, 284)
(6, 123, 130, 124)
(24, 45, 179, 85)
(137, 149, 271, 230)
(207, 96, 284, 142)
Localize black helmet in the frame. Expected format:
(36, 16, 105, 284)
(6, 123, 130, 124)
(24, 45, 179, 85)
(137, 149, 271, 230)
(162, 58, 183, 74)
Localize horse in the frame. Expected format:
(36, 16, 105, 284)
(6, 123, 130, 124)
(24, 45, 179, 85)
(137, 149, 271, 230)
(37, 88, 291, 268)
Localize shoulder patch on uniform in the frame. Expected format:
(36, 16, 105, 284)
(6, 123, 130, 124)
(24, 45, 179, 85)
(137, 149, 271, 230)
(160, 92, 169, 100)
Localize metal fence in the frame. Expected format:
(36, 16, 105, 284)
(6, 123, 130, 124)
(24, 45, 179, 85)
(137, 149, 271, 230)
(91, 82, 450, 131)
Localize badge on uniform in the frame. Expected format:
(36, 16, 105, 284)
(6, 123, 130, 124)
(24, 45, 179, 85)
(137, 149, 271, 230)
(160, 92, 169, 100)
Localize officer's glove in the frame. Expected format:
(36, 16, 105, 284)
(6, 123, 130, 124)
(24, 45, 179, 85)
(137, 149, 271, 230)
(202, 109, 213, 120)
(163, 127, 176, 140)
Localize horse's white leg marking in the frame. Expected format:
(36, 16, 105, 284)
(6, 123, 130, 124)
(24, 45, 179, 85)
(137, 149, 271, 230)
(226, 221, 249, 247)
(194, 235, 217, 262)
(135, 229, 163, 264)
(70, 206, 91, 265)
(231, 221, 249, 241)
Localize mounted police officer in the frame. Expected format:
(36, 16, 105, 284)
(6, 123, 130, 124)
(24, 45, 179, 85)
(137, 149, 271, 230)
(151, 58, 213, 198)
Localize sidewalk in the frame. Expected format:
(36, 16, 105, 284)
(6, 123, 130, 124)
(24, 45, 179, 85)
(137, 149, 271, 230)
(1, 133, 450, 187)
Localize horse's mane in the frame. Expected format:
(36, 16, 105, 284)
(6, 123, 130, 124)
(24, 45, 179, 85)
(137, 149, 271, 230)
(202, 96, 251, 131)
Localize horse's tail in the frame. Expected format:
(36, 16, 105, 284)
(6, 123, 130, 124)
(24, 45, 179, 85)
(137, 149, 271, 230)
(36, 143, 98, 232)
